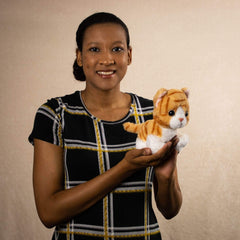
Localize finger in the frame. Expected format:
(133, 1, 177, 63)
(128, 148, 152, 158)
(171, 138, 179, 149)
(170, 135, 177, 142)
(150, 142, 177, 165)
(153, 142, 172, 157)
(142, 148, 152, 156)
(144, 142, 172, 164)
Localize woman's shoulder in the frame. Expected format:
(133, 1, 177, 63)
(41, 91, 82, 111)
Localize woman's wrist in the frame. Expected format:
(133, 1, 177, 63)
(118, 157, 139, 175)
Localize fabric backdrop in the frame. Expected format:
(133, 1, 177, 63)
(1, 0, 239, 239)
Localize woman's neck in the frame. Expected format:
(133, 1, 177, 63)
(81, 88, 125, 109)
(81, 88, 131, 121)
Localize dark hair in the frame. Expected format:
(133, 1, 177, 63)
(73, 12, 130, 81)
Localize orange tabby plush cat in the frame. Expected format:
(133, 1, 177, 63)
(123, 88, 190, 153)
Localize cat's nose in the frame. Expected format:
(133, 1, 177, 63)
(179, 118, 184, 122)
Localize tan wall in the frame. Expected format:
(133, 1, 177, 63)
(1, 1, 240, 239)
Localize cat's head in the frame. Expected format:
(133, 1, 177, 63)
(153, 88, 190, 129)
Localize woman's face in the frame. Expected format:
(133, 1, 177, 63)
(77, 23, 132, 92)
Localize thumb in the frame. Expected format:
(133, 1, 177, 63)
(132, 148, 152, 157)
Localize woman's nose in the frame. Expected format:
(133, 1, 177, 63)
(99, 59, 115, 65)
(99, 52, 115, 65)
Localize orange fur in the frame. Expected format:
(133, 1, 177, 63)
(124, 120, 162, 141)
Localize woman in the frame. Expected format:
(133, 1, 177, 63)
(29, 12, 182, 240)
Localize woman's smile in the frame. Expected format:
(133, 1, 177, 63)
(96, 70, 116, 78)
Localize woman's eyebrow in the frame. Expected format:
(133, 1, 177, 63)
(86, 42, 99, 46)
(86, 41, 125, 46)
(112, 41, 125, 44)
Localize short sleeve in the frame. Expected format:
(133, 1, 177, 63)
(28, 98, 63, 147)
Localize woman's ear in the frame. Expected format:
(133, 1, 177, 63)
(127, 46, 132, 65)
(76, 49, 83, 67)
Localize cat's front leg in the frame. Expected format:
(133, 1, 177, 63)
(176, 134, 189, 152)
(146, 135, 165, 154)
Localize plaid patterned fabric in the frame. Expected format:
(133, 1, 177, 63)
(29, 91, 162, 240)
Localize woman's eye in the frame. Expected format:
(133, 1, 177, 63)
(89, 47, 99, 52)
(168, 110, 175, 116)
(112, 47, 123, 52)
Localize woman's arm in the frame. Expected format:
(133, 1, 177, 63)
(33, 138, 173, 228)
(153, 138, 183, 219)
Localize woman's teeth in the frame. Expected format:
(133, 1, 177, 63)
(97, 71, 114, 75)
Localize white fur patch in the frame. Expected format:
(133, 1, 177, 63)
(170, 107, 187, 130)
(161, 128, 176, 142)
(145, 135, 166, 154)
(176, 134, 189, 152)
(136, 138, 147, 149)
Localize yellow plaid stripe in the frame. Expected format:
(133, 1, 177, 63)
(58, 230, 161, 238)
(93, 119, 108, 239)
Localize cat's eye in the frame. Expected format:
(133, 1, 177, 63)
(168, 110, 175, 116)
(185, 112, 188, 117)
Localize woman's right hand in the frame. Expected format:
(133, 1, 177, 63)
(122, 141, 174, 171)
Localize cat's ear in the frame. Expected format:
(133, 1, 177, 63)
(154, 88, 168, 108)
(182, 88, 189, 98)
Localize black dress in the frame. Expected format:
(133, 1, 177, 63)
(29, 91, 162, 240)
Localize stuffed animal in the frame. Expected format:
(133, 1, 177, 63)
(123, 88, 189, 153)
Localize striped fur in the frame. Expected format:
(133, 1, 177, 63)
(123, 120, 162, 142)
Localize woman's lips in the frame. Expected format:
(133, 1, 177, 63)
(96, 70, 116, 78)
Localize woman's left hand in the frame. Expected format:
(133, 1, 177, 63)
(153, 136, 182, 219)
(154, 136, 179, 180)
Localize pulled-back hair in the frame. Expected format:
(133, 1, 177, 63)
(73, 12, 130, 81)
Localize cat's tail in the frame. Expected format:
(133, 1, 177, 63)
(123, 122, 142, 134)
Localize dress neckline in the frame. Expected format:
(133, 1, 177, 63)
(78, 91, 134, 124)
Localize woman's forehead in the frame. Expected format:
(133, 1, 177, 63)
(83, 23, 127, 45)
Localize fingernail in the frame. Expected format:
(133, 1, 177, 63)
(143, 148, 151, 155)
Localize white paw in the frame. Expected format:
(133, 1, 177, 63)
(176, 134, 189, 152)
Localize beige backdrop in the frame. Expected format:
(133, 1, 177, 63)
(1, 0, 240, 239)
